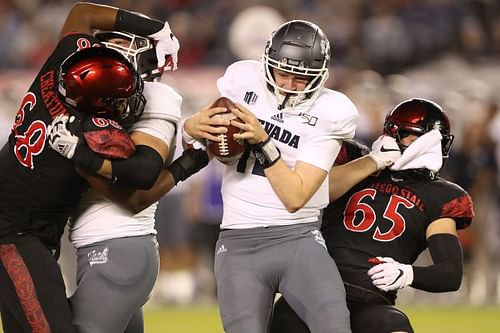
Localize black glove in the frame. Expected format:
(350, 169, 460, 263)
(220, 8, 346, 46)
(47, 114, 104, 172)
(166, 148, 209, 185)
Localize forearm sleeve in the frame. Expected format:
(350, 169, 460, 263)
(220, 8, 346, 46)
(111, 145, 164, 190)
(411, 233, 463, 292)
(114, 9, 164, 36)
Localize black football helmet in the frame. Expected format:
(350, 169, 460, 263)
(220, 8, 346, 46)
(58, 47, 146, 126)
(94, 30, 161, 82)
(384, 98, 454, 158)
(263, 20, 330, 108)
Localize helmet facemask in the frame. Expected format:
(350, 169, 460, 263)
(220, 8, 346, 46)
(100, 77, 146, 127)
(94, 30, 161, 82)
(262, 20, 330, 109)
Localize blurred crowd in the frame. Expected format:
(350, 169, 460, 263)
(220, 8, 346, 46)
(1, 0, 500, 306)
(1, 0, 500, 72)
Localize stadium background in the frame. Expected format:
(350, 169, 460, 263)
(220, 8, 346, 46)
(1, 0, 500, 331)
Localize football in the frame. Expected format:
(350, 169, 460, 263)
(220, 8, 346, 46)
(206, 97, 245, 165)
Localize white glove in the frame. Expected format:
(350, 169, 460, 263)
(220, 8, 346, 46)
(368, 135, 401, 170)
(149, 21, 180, 71)
(367, 256, 414, 292)
(47, 114, 80, 159)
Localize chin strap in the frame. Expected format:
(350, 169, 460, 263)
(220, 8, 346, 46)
(277, 94, 290, 110)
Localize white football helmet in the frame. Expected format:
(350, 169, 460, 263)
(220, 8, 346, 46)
(94, 30, 161, 82)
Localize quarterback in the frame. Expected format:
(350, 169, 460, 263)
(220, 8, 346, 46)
(183, 20, 357, 333)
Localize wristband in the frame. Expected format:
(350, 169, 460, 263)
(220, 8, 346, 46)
(114, 9, 164, 36)
(181, 118, 197, 145)
(251, 137, 280, 168)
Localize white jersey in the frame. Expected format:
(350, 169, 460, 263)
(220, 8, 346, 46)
(69, 81, 182, 248)
(217, 60, 358, 229)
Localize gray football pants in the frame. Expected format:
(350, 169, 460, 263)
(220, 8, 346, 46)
(214, 223, 351, 333)
(70, 235, 159, 333)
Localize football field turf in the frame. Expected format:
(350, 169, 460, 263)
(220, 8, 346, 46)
(142, 304, 500, 333)
(1, 305, 499, 332)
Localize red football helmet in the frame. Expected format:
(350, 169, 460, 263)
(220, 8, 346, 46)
(384, 98, 454, 157)
(58, 47, 146, 126)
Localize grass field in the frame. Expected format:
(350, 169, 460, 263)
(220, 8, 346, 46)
(2, 304, 499, 332)
(142, 304, 500, 333)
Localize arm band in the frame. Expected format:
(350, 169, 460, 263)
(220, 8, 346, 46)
(251, 137, 281, 168)
(411, 233, 463, 292)
(73, 144, 105, 173)
(111, 145, 164, 190)
(114, 9, 164, 36)
(166, 148, 209, 185)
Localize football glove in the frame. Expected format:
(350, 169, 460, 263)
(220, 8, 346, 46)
(47, 114, 104, 172)
(149, 21, 180, 71)
(367, 256, 414, 292)
(368, 135, 401, 170)
(47, 114, 81, 159)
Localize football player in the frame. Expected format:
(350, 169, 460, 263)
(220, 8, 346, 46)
(63, 25, 208, 333)
(183, 20, 357, 333)
(270, 98, 475, 333)
(0, 2, 200, 332)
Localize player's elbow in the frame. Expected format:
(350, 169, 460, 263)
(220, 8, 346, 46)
(283, 198, 307, 213)
(446, 265, 463, 291)
(68, 2, 94, 21)
(122, 199, 151, 215)
(441, 258, 463, 291)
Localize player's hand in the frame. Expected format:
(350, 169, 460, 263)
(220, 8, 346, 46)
(47, 114, 104, 172)
(149, 21, 180, 71)
(368, 135, 401, 170)
(183, 105, 231, 143)
(47, 114, 82, 159)
(367, 256, 414, 291)
(230, 102, 268, 145)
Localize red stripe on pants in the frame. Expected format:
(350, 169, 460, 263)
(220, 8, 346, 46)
(0, 244, 51, 333)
